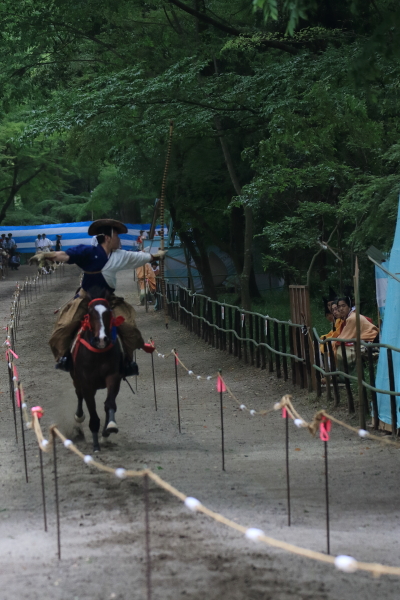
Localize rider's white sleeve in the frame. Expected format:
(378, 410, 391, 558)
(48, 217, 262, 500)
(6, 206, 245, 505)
(101, 250, 152, 289)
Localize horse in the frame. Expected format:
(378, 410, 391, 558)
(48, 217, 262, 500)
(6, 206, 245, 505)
(71, 296, 126, 452)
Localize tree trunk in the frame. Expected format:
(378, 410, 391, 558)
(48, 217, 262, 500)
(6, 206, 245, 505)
(214, 115, 253, 310)
(179, 229, 217, 299)
(0, 162, 45, 225)
(169, 203, 217, 299)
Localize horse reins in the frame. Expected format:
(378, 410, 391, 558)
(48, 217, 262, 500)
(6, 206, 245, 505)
(72, 298, 117, 361)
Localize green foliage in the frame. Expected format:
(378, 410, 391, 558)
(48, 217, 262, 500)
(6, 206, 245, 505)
(0, 0, 400, 306)
(253, 0, 317, 35)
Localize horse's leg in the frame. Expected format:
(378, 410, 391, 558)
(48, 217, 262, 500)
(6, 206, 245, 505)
(74, 387, 85, 423)
(102, 376, 121, 437)
(84, 391, 101, 452)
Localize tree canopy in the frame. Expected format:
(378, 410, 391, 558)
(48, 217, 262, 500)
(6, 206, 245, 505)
(1, 0, 400, 306)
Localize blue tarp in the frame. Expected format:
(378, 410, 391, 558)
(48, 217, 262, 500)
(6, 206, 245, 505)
(0, 222, 164, 253)
(375, 200, 400, 428)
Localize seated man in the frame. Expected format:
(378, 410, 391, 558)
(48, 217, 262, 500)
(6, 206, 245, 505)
(35, 219, 166, 375)
(9, 253, 20, 270)
(334, 296, 379, 379)
(320, 302, 342, 354)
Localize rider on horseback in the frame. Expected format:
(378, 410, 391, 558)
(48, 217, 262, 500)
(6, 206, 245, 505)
(36, 219, 166, 376)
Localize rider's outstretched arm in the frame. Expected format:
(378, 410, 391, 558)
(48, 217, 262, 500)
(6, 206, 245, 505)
(50, 251, 70, 263)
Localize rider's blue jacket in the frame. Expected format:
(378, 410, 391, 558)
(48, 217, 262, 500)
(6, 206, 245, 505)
(66, 245, 152, 296)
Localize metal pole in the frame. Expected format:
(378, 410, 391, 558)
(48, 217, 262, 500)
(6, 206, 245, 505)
(134, 350, 138, 392)
(144, 474, 152, 600)
(324, 440, 330, 555)
(17, 383, 28, 483)
(150, 339, 157, 411)
(285, 410, 291, 526)
(354, 257, 365, 429)
(219, 370, 225, 472)
(387, 349, 397, 437)
(8, 360, 18, 443)
(174, 350, 181, 433)
(52, 431, 61, 559)
(39, 444, 48, 531)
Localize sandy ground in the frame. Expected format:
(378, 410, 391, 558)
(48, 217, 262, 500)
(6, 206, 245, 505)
(0, 265, 399, 600)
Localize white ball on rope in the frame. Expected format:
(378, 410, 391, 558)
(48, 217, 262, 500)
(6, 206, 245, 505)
(334, 555, 358, 573)
(358, 429, 369, 438)
(240, 404, 246, 411)
(250, 410, 256, 416)
(188, 370, 193, 376)
(22, 403, 27, 409)
(115, 468, 127, 479)
(273, 402, 281, 410)
(207, 376, 212, 380)
(245, 528, 264, 541)
(84, 455, 94, 464)
(41, 439, 49, 448)
(294, 418, 305, 428)
(197, 375, 202, 380)
(184, 497, 202, 512)
(63, 439, 73, 448)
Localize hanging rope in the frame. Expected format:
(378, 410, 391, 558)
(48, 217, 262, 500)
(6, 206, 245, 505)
(160, 120, 174, 328)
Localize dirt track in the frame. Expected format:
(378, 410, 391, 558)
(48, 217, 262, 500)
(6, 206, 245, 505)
(0, 265, 399, 600)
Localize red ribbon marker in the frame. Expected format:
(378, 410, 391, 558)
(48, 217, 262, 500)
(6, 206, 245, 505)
(143, 343, 156, 354)
(282, 407, 287, 419)
(319, 417, 331, 442)
(31, 406, 44, 419)
(112, 316, 125, 327)
(216, 374, 227, 393)
(8, 348, 19, 359)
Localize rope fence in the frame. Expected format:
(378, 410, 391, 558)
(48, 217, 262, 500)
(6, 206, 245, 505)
(155, 283, 400, 435)
(4, 265, 400, 590)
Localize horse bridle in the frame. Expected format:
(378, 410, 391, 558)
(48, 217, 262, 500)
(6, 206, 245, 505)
(72, 298, 122, 361)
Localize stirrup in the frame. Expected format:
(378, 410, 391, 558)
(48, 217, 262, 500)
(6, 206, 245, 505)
(55, 354, 71, 372)
(123, 360, 139, 377)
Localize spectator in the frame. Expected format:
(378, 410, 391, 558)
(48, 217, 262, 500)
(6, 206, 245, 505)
(135, 230, 145, 251)
(334, 297, 379, 380)
(41, 233, 53, 251)
(5, 233, 17, 256)
(55, 235, 62, 251)
(35, 234, 42, 251)
(320, 302, 342, 354)
(136, 256, 156, 305)
(151, 260, 160, 311)
(9, 253, 20, 271)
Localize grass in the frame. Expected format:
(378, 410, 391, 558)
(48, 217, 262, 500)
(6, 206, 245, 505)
(218, 288, 330, 335)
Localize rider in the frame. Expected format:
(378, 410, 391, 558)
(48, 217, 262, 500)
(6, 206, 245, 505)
(34, 219, 166, 375)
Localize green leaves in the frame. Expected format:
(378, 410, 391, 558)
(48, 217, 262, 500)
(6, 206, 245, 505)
(253, 0, 316, 35)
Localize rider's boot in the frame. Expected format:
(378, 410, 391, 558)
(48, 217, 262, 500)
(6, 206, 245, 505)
(55, 352, 71, 372)
(123, 358, 139, 378)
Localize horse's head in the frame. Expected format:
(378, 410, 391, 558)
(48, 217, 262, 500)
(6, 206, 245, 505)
(87, 298, 112, 349)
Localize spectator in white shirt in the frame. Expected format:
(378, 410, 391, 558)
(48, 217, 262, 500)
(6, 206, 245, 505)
(41, 233, 53, 252)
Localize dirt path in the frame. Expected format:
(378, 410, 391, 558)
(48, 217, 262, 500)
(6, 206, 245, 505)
(0, 266, 399, 600)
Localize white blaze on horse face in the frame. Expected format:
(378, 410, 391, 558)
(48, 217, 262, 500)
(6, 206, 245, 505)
(95, 305, 108, 347)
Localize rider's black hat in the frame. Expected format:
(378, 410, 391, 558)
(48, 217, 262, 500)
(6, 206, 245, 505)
(88, 219, 128, 236)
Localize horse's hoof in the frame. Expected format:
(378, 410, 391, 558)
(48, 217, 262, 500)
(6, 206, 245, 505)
(106, 421, 119, 434)
(74, 413, 85, 423)
(101, 429, 110, 438)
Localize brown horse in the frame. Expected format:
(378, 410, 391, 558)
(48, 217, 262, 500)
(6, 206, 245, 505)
(71, 297, 126, 452)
